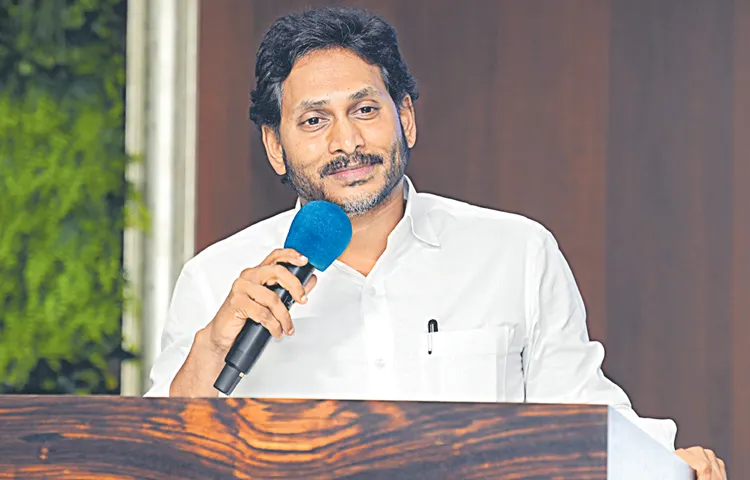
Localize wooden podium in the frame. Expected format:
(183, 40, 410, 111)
(0, 396, 693, 479)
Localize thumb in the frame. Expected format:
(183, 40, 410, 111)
(304, 274, 318, 296)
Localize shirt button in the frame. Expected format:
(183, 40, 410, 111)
(374, 358, 386, 369)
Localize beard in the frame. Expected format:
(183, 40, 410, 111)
(281, 130, 410, 216)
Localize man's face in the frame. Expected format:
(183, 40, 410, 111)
(263, 48, 416, 215)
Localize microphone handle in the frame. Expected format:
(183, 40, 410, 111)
(213, 262, 315, 395)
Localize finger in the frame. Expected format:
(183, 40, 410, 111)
(258, 264, 309, 304)
(701, 449, 719, 480)
(230, 284, 284, 339)
(260, 248, 308, 267)
(676, 449, 710, 480)
(253, 303, 284, 340)
(676, 448, 701, 466)
(240, 249, 309, 284)
(239, 266, 259, 282)
(717, 458, 726, 480)
(703, 450, 722, 480)
(246, 302, 284, 339)
(695, 449, 715, 480)
(712, 463, 723, 480)
(246, 281, 295, 335)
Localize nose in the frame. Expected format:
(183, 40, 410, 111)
(327, 117, 365, 156)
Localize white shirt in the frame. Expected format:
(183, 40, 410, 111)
(145, 177, 677, 450)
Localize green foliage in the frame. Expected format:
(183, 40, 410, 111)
(0, 0, 131, 393)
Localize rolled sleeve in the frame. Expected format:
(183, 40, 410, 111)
(143, 265, 214, 397)
(522, 227, 677, 451)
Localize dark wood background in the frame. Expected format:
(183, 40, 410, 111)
(196, 0, 750, 474)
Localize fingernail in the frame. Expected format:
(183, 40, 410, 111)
(288, 327, 295, 336)
(299, 255, 307, 262)
(301, 295, 308, 303)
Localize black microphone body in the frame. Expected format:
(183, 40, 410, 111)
(213, 262, 315, 395)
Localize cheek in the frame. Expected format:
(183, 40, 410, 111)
(304, 140, 323, 158)
(362, 122, 400, 154)
(287, 139, 326, 168)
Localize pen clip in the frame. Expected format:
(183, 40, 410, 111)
(427, 319, 438, 355)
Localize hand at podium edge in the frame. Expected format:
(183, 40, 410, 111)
(675, 446, 726, 480)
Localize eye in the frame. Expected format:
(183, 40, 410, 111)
(304, 117, 321, 126)
(359, 106, 376, 114)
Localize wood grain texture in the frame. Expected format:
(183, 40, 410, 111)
(0, 396, 611, 479)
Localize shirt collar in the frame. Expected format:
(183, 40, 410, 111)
(403, 176, 441, 248)
(290, 176, 441, 248)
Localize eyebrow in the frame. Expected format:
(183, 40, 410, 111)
(349, 86, 378, 101)
(294, 86, 380, 114)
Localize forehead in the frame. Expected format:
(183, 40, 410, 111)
(281, 48, 388, 111)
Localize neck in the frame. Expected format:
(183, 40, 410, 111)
(338, 180, 406, 276)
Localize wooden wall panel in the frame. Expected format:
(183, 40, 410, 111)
(478, 1, 610, 341)
(194, 0, 748, 468)
(731, 0, 750, 476)
(198, 0, 611, 338)
(196, 0, 256, 251)
(606, 0, 734, 460)
(371, 0, 612, 341)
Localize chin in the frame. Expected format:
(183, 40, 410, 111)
(327, 186, 379, 204)
(325, 182, 385, 210)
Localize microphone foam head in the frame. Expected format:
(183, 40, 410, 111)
(284, 200, 352, 271)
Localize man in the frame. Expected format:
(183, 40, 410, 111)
(146, 7, 725, 479)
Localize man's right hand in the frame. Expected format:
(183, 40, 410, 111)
(169, 248, 318, 397)
(205, 248, 318, 348)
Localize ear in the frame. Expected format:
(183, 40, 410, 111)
(398, 94, 417, 148)
(262, 125, 286, 175)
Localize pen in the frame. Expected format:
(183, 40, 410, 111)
(427, 319, 438, 354)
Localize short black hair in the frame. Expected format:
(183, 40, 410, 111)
(249, 7, 419, 133)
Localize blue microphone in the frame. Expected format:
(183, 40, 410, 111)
(214, 201, 352, 395)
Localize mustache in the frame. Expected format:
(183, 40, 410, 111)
(319, 152, 384, 178)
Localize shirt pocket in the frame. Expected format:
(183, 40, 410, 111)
(417, 325, 516, 402)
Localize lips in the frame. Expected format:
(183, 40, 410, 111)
(329, 164, 376, 183)
(329, 162, 378, 175)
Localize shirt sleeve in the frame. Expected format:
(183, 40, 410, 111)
(143, 265, 214, 397)
(522, 227, 678, 451)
